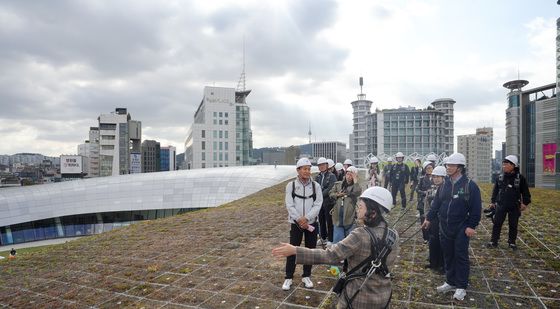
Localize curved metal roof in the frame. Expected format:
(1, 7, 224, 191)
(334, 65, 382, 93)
(0, 165, 306, 227)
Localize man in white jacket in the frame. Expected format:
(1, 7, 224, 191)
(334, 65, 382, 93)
(282, 157, 323, 291)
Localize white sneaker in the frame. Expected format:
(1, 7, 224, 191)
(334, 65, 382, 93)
(453, 288, 466, 301)
(282, 279, 292, 291)
(436, 282, 456, 293)
(302, 277, 314, 288)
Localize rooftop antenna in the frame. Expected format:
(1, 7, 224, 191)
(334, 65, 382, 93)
(236, 36, 246, 92)
(308, 122, 312, 144)
(357, 77, 366, 100)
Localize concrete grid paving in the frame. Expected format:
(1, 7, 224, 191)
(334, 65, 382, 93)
(0, 181, 558, 308)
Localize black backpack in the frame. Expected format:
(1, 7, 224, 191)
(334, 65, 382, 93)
(291, 180, 317, 201)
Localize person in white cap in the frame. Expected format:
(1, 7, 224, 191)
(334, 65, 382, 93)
(424, 165, 446, 272)
(327, 159, 336, 174)
(416, 161, 435, 242)
(367, 157, 380, 187)
(343, 159, 353, 172)
(382, 157, 393, 189)
(282, 157, 323, 291)
(330, 166, 362, 245)
(389, 152, 410, 210)
(315, 157, 337, 246)
(486, 155, 531, 250)
(334, 163, 345, 181)
(273, 187, 399, 309)
(421, 153, 481, 301)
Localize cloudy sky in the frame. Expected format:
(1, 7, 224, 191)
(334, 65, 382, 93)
(0, 0, 558, 157)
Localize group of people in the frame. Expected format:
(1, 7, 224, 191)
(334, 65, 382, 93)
(272, 152, 531, 308)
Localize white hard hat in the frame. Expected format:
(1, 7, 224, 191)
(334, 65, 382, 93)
(327, 159, 335, 168)
(395, 152, 404, 158)
(317, 157, 328, 165)
(335, 163, 344, 171)
(360, 187, 393, 213)
(369, 157, 379, 164)
(296, 157, 312, 168)
(426, 154, 438, 162)
(422, 161, 433, 169)
(445, 153, 466, 166)
(432, 166, 447, 176)
(503, 155, 519, 167)
(442, 157, 449, 164)
(387, 157, 393, 162)
(346, 166, 358, 174)
(343, 159, 353, 165)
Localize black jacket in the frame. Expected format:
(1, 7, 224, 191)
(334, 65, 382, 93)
(316, 171, 337, 205)
(390, 163, 410, 185)
(491, 172, 531, 207)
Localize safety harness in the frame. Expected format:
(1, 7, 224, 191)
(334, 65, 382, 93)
(291, 180, 317, 201)
(335, 225, 397, 309)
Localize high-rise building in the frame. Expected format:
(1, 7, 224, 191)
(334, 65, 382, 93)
(458, 127, 493, 183)
(141, 140, 161, 173)
(184, 86, 253, 169)
(349, 79, 454, 164)
(160, 146, 176, 171)
(77, 127, 100, 177)
(97, 108, 142, 176)
(503, 81, 558, 188)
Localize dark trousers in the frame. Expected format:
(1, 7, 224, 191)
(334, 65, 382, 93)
(286, 222, 318, 279)
(409, 181, 418, 201)
(417, 195, 428, 240)
(318, 204, 334, 242)
(440, 226, 470, 289)
(391, 182, 407, 208)
(491, 203, 520, 245)
(384, 177, 390, 189)
(428, 218, 444, 268)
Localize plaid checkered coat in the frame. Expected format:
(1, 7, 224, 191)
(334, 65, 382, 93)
(296, 222, 399, 309)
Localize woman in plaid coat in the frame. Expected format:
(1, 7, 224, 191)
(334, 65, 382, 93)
(273, 187, 399, 309)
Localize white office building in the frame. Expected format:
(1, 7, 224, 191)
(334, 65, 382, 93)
(184, 86, 253, 169)
(97, 108, 142, 176)
(458, 127, 493, 183)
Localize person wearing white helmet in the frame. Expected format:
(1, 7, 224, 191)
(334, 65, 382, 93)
(367, 157, 380, 187)
(421, 152, 482, 301)
(416, 161, 435, 242)
(486, 155, 531, 250)
(315, 157, 338, 247)
(382, 157, 393, 189)
(327, 159, 336, 174)
(426, 153, 438, 165)
(273, 186, 399, 309)
(343, 159, 353, 171)
(282, 157, 323, 291)
(409, 158, 422, 202)
(389, 152, 410, 210)
(330, 166, 362, 250)
(334, 162, 345, 181)
(423, 165, 446, 272)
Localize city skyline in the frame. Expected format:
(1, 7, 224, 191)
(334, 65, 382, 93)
(0, 1, 558, 157)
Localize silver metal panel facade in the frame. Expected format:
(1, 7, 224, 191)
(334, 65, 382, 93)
(0, 166, 300, 227)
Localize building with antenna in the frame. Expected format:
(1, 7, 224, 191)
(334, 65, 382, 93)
(349, 78, 455, 163)
(184, 56, 254, 169)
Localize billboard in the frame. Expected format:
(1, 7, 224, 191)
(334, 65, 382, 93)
(543, 143, 557, 175)
(130, 153, 141, 174)
(60, 155, 83, 174)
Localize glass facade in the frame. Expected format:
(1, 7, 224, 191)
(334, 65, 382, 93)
(160, 148, 170, 171)
(509, 95, 520, 108)
(0, 209, 194, 246)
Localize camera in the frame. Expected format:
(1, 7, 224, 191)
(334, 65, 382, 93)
(483, 207, 495, 222)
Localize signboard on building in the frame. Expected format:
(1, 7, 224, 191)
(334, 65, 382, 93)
(60, 155, 83, 174)
(543, 143, 556, 175)
(130, 153, 141, 174)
